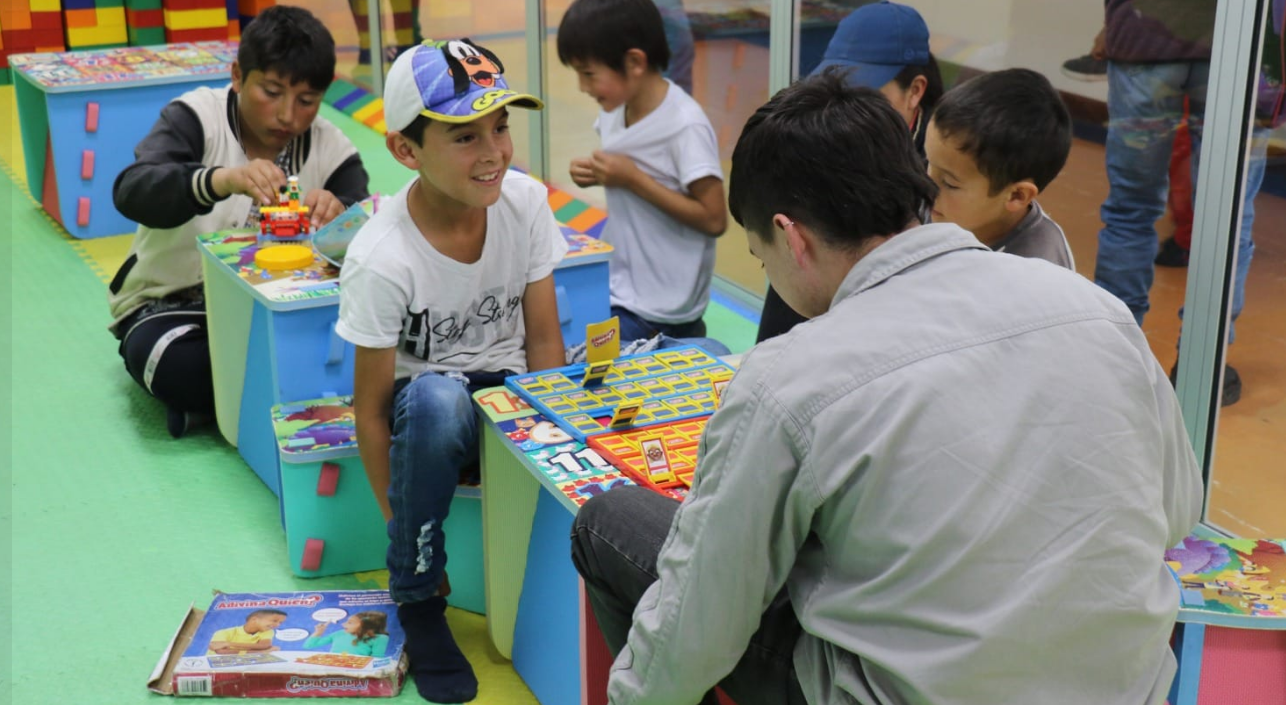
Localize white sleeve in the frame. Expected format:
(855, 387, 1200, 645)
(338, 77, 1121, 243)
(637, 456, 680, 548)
(335, 259, 407, 349)
(526, 189, 569, 283)
(670, 119, 723, 191)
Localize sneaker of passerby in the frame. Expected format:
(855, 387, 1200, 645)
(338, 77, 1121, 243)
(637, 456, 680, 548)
(1061, 53, 1108, 81)
(1062, 28, 1108, 82)
(1155, 235, 1190, 267)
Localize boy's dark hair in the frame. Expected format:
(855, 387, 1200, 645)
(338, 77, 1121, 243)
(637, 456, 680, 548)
(930, 68, 1071, 194)
(246, 609, 287, 621)
(237, 5, 337, 91)
(891, 53, 944, 119)
(400, 114, 432, 146)
(729, 69, 937, 251)
(556, 0, 670, 74)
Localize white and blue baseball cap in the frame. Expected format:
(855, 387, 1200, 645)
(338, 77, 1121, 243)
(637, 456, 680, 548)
(384, 38, 544, 132)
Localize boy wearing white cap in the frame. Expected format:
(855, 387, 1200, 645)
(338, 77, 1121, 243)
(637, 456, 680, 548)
(336, 38, 568, 704)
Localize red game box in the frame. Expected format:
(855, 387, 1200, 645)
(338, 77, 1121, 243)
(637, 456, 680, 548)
(148, 591, 407, 698)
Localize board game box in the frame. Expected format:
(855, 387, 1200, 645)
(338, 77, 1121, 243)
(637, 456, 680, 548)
(149, 591, 407, 698)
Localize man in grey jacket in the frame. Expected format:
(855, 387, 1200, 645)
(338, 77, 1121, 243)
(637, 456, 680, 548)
(571, 71, 1203, 705)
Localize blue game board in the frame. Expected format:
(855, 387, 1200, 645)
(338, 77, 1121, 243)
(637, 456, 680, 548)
(504, 345, 734, 442)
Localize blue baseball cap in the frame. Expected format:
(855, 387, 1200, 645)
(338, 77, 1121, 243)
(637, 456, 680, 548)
(810, 1, 930, 89)
(384, 38, 543, 132)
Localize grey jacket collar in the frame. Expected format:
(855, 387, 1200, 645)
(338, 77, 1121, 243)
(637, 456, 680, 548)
(830, 222, 988, 308)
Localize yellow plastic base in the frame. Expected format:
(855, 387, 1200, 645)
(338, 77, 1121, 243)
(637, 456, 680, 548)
(254, 244, 314, 271)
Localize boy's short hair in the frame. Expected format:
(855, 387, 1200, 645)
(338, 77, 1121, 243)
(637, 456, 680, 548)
(930, 68, 1072, 195)
(246, 609, 287, 622)
(557, 0, 670, 74)
(237, 5, 336, 92)
(729, 69, 937, 251)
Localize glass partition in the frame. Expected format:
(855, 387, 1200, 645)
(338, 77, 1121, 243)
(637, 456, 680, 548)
(1198, 0, 1286, 536)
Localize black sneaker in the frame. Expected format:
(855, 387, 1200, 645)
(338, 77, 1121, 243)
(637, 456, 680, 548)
(1168, 363, 1242, 407)
(1061, 54, 1108, 82)
(1155, 236, 1190, 267)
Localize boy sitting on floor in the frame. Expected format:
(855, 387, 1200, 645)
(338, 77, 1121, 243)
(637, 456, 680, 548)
(109, 5, 369, 438)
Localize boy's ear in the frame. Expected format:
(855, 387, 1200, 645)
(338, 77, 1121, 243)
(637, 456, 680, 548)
(906, 74, 928, 112)
(622, 48, 648, 77)
(386, 132, 421, 170)
(230, 61, 244, 93)
(1004, 180, 1039, 212)
(778, 216, 814, 268)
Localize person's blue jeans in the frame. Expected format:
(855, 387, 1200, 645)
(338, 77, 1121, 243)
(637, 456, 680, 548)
(1095, 60, 1267, 344)
(612, 305, 731, 356)
(386, 370, 507, 604)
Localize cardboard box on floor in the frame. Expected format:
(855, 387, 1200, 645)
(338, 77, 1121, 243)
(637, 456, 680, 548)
(148, 590, 407, 698)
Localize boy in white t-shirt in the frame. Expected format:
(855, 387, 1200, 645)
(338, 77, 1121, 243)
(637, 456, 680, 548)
(336, 39, 567, 704)
(557, 0, 728, 343)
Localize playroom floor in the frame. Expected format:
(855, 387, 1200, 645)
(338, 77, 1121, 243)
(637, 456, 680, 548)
(0, 82, 753, 705)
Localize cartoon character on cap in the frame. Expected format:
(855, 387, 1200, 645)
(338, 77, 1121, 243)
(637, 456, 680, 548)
(442, 38, 506, 93)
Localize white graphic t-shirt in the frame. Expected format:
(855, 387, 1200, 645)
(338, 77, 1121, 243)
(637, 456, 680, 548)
(336, 171, 569, 380)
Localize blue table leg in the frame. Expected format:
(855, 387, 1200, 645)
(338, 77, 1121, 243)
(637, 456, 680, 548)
(512, 490, 582, 705)
(1169, 622, 1206, 705)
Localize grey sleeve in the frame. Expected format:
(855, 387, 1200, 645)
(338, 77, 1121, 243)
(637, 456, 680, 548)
(112, 101, 223, 229)
(608, 367, 814, 704)
(322, 153, 371, 207)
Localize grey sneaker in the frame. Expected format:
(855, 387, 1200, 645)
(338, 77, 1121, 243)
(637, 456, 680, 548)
(1061, 54, 1108, 82)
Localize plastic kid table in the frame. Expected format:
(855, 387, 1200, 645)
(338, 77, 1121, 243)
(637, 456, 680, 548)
(10, 41, 237, 239)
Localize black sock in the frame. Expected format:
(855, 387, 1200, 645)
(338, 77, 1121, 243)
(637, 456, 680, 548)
(397, 597, 478, 703)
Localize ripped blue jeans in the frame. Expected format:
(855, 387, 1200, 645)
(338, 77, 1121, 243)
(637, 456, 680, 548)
(387, 370, 508, 604)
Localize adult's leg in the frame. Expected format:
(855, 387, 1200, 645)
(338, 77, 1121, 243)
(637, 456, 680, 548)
(571, 487, 806, 705)
(756, 286, 807, 343)
(387, 372, 479, 703)
(118, 306, 214, 437)
(1094, 61, 1189, 324)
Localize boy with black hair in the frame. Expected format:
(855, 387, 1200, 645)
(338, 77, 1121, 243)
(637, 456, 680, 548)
(557, 0, 728, 344)
(925, 68, 1075, 268)
(570, 70, 1200, 705)
(208, 609, 287, 655)
(110, 5, 369, 438)
(337, 39, 567, 704)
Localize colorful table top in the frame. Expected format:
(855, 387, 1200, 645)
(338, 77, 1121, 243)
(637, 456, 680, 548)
(475, 387, 668, 514)
(1166, 536, 1286, 628)
(198, 223, 613, 311)
(10, 41, 237, 93)
(271, 396, 358, 463)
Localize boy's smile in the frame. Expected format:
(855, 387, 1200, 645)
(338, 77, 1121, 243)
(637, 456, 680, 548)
(400, 108, 514, 215)
(231, 64, 322, 157)
(569, 58, 631, 112)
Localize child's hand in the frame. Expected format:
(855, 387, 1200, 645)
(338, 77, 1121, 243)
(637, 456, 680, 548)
(214, 160, 287, 206)
(304, 189, 345, 230)
(590, 151, 639, 189)
(312, 622, 327, 636)
(569, 158, 600, 188)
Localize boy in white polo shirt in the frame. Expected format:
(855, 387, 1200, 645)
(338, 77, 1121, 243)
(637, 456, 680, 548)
(336, 38, 567, 704)
(557, 0, 728, 344)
